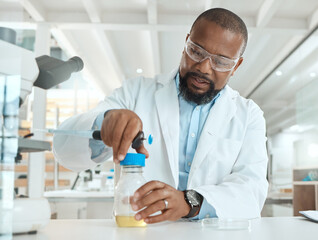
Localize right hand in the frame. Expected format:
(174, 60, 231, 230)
(100, 109, 149, 163)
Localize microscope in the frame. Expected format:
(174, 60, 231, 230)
(0, 27, 84, 235)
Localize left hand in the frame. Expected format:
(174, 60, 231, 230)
(131, 181, 191, 224)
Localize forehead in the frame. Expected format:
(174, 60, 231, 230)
(190, 19, 244, 58)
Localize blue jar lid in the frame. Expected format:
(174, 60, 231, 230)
(120, 153, 145, 167)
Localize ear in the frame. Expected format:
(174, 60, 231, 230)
(182, 34, 190, 54)
(231, 57, 243, 76)
(185, 33, 190, 42)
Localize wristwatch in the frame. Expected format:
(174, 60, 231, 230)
(182, 190, 203, 218)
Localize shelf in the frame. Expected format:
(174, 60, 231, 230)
(293, 166, 318, 170)
(14, 164, 71, 172)
(15, 179, 70, 187)
(293, 168, 318, 216)
(293, 181, 318, 185)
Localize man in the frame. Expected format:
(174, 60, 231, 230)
(53, 8, 268, 224)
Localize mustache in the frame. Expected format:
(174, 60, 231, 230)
(179, 70, 219, 105)
(185, 71, 213, 83)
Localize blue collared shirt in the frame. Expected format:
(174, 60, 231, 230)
(175, 73, 220, 219)
(90, 73, 221, 219)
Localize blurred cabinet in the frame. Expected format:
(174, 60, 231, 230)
(293, 167, 318, 216)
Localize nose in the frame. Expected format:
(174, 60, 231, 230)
(196, 57, 212, 74)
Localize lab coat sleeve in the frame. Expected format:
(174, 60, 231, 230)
(191, 198, 217, 220)
(89, 112, 107, 160)
(53, 78, 142, 172)
(194, 103, 268, 219)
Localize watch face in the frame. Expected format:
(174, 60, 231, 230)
(186, 190, 199, 206)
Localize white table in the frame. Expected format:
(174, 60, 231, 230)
(12, 217, 318, 240)
(44, 190, 114, 218)
(44, 190, 114, 202)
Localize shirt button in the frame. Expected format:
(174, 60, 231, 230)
(191, 133, 195, 138)
(188, 162, 191, 167)
(196, 106, 200, 111)
(205, 214, 210, 218)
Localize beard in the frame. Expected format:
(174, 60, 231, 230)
(179, 71, 221, 105)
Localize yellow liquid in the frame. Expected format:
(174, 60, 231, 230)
(115, 216, 147, 227)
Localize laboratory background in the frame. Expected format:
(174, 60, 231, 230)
(1, 0, 318, 238)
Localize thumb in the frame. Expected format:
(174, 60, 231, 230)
(136, 144, 149, 158)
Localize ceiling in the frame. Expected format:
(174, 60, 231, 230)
(1, 0, 318, 136)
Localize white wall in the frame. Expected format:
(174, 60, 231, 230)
(293, 132, 318, 168)
(268, 129, 318, 190)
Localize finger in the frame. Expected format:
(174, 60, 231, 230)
(111, 118, 129, 163)
(135, 200, 167, 221)
(144, 209, 172, 224)
(134, 181, 165, 200)
(136, 144, 149, 158)
(117, 118, 142, 161)
(132, 189, 168, 211)
(101, 113, 116, 147)
(101, 110, 122, 148)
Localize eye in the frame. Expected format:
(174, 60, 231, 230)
(189, 46, 204, 58)
(213, 57, 231, 67)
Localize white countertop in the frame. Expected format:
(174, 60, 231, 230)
(12, 217, 318, 240)
(44, 190, 114, 198)
(44, 190, 114, 202)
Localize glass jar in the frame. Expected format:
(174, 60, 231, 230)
(114, 153, 147, 227)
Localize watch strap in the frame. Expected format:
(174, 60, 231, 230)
(182, 190, 203, 218)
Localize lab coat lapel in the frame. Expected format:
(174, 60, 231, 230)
(188, 86, 237, 182)
(155, 70, 180, 188)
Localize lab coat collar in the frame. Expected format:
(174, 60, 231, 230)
(156, 68, 179, 86)
(155, 68, 239, 188)
(155, 68, 180, 188)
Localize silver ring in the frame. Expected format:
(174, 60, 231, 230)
(163, 199, 168, 210)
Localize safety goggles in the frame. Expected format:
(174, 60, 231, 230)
(185, 38, 240, 72)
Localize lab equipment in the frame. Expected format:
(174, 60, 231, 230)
(131, 131, 153, 149)
(1, 34, 38, 106)
(302, 170, 318, 181)
(7, 198, 51, 234)
(104, 176, 114, 193)
(0, 59, 20, 235)
(0, 27, 16, 44)
(76, 170, 93, 191)
(201, 218, 251, 231)
(39, 128, 152, 150)
(299, 210, 318, 223)
(0, 27, 84, 235)
(185, 38, 240, 72)
(1, 31, 83, 106)
(33, 55, 83, 89)
(35, 128, 100, 140)
(114, 153, 147, 227)
(100, 169, 114, 192)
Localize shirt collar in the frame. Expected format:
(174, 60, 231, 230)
(175, 72, 222, 111)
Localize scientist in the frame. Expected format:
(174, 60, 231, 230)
(53, 8, 268, 223)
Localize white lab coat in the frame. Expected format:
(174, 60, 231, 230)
(53, 68, 268, 219)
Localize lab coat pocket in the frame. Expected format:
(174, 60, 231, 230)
(205, 138, 243, 184)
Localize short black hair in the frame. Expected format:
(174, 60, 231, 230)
(190, 8, 248, 56)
